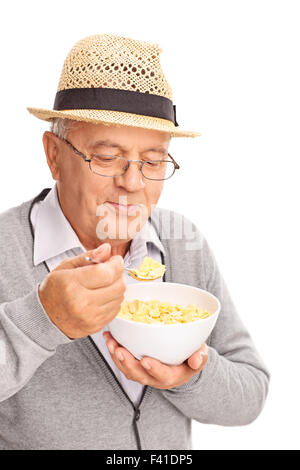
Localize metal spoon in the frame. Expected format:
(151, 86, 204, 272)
(84, 256, 163, 281)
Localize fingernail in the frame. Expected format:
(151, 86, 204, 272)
(200, 348, 208, 360)
(116, 351, 124, 362)
(107, 342, 115, 354)
(196, 354, 203, 368)
(93, 244, 105, 254)
(142, 361, 151, 370)
(102, 332, 108, 341)
(118, 255, 124, 266)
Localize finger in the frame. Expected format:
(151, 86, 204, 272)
(102, 330, 115, 344)
(139, 356, 190, 386)
(82, 297, 126, 334)
(54, 243, 111, 271)
(187, 343, 209, 370)
(87, 243, 112, 263)
(102, 331, 120, 354)
(73, 255, 124, 289)
(104, 337, 194, 389)
(103, 333, 154, 385)
(86, 274, 126, 305)
(111, 346, 153, 386)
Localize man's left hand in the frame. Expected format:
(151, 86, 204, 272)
(103, 331, 208, 390)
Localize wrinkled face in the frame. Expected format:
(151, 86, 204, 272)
(45, 121, 171, 249)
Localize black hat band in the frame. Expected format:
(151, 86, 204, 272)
(53, 87, 179, 126)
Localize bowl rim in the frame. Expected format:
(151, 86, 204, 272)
(114, 282, 221, 328)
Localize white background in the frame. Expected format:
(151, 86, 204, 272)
(1, 0, 299, 450)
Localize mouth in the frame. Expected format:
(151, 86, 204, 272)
(106, 201, 141, 216)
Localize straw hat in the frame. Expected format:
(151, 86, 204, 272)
(27, 34, 201, 138)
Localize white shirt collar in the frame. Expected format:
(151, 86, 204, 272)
(32, 184, 165, 267)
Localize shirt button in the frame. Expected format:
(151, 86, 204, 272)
(135, 409, 141, 421)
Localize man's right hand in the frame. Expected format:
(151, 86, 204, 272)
(38, 243, 126, 339)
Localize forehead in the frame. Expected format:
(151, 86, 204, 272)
(69, 121, 171, 151)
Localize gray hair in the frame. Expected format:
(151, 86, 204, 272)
(49, 118, 80, 139)
(50, 118, 172, 143)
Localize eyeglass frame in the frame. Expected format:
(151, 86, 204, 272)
(54, 134, 180, 181)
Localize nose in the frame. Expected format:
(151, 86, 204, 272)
(114, 160, 146, 191)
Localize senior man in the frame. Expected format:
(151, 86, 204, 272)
(0, 34, 269, 450)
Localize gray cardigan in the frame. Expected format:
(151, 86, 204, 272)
(0, 189, 270, 450)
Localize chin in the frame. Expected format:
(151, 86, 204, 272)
(95, 213, 143, 241)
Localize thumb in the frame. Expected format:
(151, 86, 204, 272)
(88, 243, 111, 263)
(187, 344, 208, 370)
(54, 243, 112, 271)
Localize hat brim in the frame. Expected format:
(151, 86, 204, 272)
(26, 107, 201, 138)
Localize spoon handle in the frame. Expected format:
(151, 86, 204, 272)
(84, 256, 130, 273)
(84, 256, 101, 263)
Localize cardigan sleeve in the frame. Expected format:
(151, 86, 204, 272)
(160, 233, 270, 426)
(0, 285, 72, 402)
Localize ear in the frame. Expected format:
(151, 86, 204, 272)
(42, 131, 61, 180)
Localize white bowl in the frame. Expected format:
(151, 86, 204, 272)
(108, 282, 221, 366)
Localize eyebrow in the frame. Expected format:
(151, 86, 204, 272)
(89, 139, 168, 155)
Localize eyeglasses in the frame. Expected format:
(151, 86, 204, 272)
(55, 135, 180, 181)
